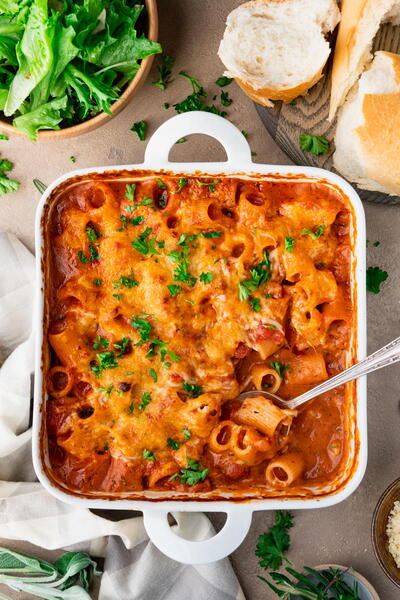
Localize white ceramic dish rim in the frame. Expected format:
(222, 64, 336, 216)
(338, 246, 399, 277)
(32, 111, 367, 564)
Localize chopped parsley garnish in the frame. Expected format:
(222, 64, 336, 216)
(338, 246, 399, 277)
(93, 279, 102, 286)
(182, 428, 191, 441)
(167, 246, 197, 287)
(176, 137, 186, 144)
(112, 293, 122, 300)
(131, 227, 160, 255)
(89, 244, 100, 261)
(117, 214, 144, 231)
(138, 391, 152, 410)
(200, 272, 214, 284)
(131, 120, 147, 141)
(201, 230, 222, 239)
(131, 314, 152, 343)
(167, 284, 182, 297)
(149, 367, 158, 382)
(92, 336, 109, 350)
(69, 155, 76, 163)
(220, 90, 232, 107)
(299, 133, 330, 156)
(285, 237, 294, 252)
(302, 225, 325, 240)
(153, 53, 174, 90)
(171, 177, 188, 194)
(157, 178, 166, 189)
(113, 272, 139, 289)
(125, 184, 136, 201)
(170, 458, 209, 485)
(238, 251, 271, 301)
(127, 402, 135, 414)
(173, 71, 227, 117)
(249, 297, 261, 311)
(167, 437, 180, 450)
(143, 449, 156, 461)
(97, 384, 113, 398)
(270, 361, 290, 378)
(125, 196, 154, 213)
(90, 352, 119, 377)
(215, 76, 233, 87)
(0, 134, 8, 140)
(0, 157, 20, 195)
(114, 337, 131, 357)
(163, 102, 170, 109)
(182, 382, 203, 397)
(196, 179, 219, 192)
(366, 266, 388, 294)
(86, 226, 101, 242)
(78, 251, 88, 263)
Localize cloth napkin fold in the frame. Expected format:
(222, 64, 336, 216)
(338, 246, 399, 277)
(0, 232, 245, 600)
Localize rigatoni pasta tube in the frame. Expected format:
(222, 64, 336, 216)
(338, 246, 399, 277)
(235, 396, 297, 440)
(265, 453, 304, 487)
(251, 364, 281, 394)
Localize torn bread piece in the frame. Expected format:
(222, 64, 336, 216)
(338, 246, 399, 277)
(334, 51, 400, 195)
(329, 0, 400, 120)
(218, 0, 340, 107)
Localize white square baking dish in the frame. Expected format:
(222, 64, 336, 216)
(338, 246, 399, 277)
(32, 112, 367, 564)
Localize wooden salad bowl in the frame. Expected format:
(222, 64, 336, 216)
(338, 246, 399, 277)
(1, 0, 158, 141)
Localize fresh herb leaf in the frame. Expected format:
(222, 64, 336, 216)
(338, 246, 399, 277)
(157, 178, 166, 189)
(131, 120, 147, 141)
(69, 156, 76, 163)
(220, 90, 232, 106)
(149, 367, 158, 382)
(182, 428, 191, 441)
(215, 76, 233, 87)
(239, 251, 271, 300)
(125, 183, 136, 201)
(92, 336, 109, 350)
(201, 230, 222, 239)
(113, 272, 139, 289)
(174, 71, 227, 117)
(270, 361, 289, 378)
(255, 511, 294, 570)
(167, 284, 182, 297)
(114, 337, 130, 357)
(170, 177, 188, 194)
(366, 266, 388, 294)
(0, 134, 8, 140)
(33, 179, 47, 194)
(182, 382, 203, 397)
(167, 437, 180, 450)
(131, 227, 160, 255)
(176, 137, 186, 143)
(93, 279, 102, 286)
(90, 351, 118, 377)
(131, 314, 152, 343)
(199, 272, 214, 284)
(78, 250, 88, 263)
(249, 297, 261, 311)
(138, 391, 151, 410)
(302, 225, 325, 240)
(86, 225, 100, 242)
(196, 179, 219, 192)
(299, 133, 330, 156)
(170, 459, 209, 485)
(97, 384, 113, 398)
(143, 448, 156, 461)
(285, 237, 294, 252)
(153, 53, 174, 90)
(0, 156, 20, 194)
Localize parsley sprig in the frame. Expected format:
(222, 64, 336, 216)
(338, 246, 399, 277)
(299, 133, 330, 156)
(131, 227, 161, 255)
(238, 251, 271, 305)
(153, 53, 174, 90)
(302, 225, 325, 240)
(255, 511, 293, 570)
(270, 361, 289, 378)
(170, 458, 209, 485)
(182, 382, 203, 397)
(173, 71, 227, 117)
(90, 351, 119, 377)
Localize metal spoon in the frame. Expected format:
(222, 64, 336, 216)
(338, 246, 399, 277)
(237, 335, 400, 410)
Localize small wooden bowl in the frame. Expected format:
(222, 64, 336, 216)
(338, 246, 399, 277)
(372, 477, 400, 588)
(1, 0, 158, 140)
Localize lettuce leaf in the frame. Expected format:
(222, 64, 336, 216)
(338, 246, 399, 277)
(4, 0, 54, 115)
(12, 94, 67, 139)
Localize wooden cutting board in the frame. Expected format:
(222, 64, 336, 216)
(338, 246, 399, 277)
(255, 23, 400, 205)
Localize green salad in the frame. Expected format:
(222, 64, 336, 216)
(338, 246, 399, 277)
(0, 0, 161, 139)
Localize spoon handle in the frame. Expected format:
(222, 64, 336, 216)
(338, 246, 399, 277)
(288, 335, 400, 409)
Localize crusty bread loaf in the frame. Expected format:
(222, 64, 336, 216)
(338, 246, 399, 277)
(329, 0, 400, 120)
(218, 0, 340, 107)
(333, 51, 400, 195)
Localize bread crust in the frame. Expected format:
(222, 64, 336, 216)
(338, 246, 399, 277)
(329, 0, 396, 120)
(237, 69, 324, 106)
(355, 53, 400, 195)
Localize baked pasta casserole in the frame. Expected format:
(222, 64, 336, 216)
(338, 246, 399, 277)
(42, 173, 356, 499)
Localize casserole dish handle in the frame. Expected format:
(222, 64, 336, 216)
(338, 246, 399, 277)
(143, 509, 252, 564)
(144, 111, 253, 169)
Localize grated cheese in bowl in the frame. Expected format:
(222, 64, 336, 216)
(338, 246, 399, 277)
(387, 500, 400, 568)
